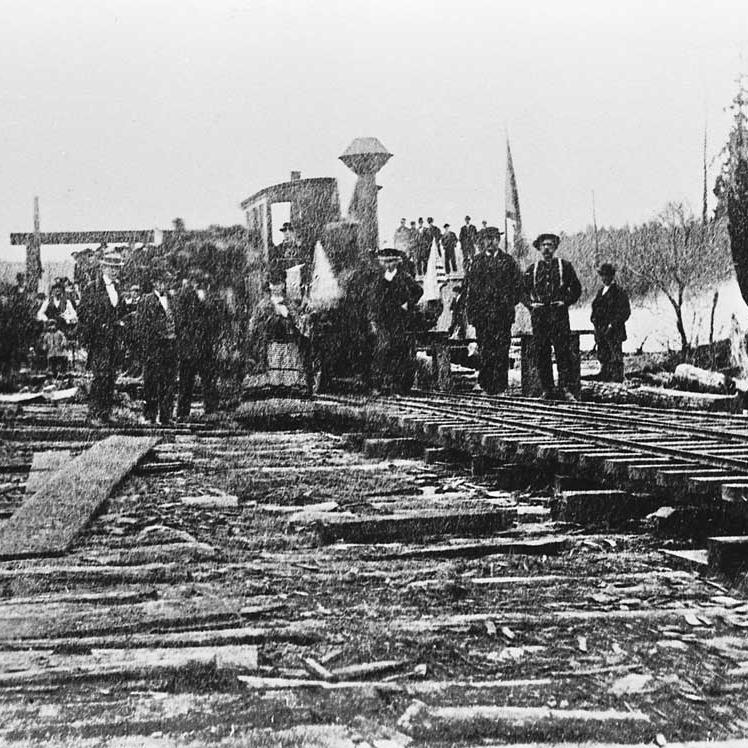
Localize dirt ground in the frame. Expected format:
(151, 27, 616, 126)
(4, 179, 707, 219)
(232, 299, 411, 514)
(1, 405, 748, 746)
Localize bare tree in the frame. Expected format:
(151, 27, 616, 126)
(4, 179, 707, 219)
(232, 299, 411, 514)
(623, 203, 730, 354)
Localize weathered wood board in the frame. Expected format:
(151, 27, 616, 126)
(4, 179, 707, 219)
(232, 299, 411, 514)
(0, 435, 159, 559)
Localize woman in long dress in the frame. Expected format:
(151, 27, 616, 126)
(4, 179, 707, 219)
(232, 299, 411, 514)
(247, 278, 310, 394)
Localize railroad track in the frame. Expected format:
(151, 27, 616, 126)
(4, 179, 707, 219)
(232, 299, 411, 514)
(2, 398, 748, 743)
(315, 392, 748, 504)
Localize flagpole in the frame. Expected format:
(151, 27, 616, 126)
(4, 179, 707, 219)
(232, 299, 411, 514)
(592, 190, 600, 266)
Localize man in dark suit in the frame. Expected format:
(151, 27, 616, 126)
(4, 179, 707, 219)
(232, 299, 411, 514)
(466, 227, 522, 394)
(78, 251, 125, 424)
(522, 233, 582, 400)
(591, 263, 631, 382)
(414, 217, 430, 276)
(368, 248, 423, 394)
(175, 271, 223, 419)
(136, 272, 178, 425)
(424, 217, 442, 256)
(459, 216, 478, 269)
(442, 223, 458, 275)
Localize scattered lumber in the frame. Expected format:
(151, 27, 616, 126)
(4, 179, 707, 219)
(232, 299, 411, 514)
(0, 644, 258, 686)
(2, 623, 320, 651)
(673, 363, 735, 395)
(581, 381, 740, 413)
(377, 536, 568, 561)
(0, 435, 159, 559)
(315, 508, 517, 545)
(660, 548, 710, 570)
(396, 699, 650, 741)
(708, 536, 748, 574)
(0, 562, 193, 588)
(392, 605, 733, 632)
(302, 656, 337, 682)
(82, 542, 219, 566)
(331, 659, 408, 681)
(362, 438, 423, 459)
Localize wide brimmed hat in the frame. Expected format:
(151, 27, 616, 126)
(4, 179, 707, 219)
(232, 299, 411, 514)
(101, 251, 124, 267)
(279, 222, 295, 233)
(375, 247, 402, 261)
(533, 233, 561, 249)
(598, 262, 616, 276)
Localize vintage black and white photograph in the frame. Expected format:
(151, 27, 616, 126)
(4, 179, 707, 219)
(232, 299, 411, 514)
(2, 0, 748, 745)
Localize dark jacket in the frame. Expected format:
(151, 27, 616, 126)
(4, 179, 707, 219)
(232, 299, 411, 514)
(459, 224, 478, 254)
(465, 251, 522, 326)
(78, 276, 122, 350)
(522, 258, 582, 309)
(174, 286, 223, 360)
(591, 282, 631, 342)
(136, 292, 177, 361)
(368, 268, 423, 332)
(442, 230, 458, 253)
(424, 224, 442, 250)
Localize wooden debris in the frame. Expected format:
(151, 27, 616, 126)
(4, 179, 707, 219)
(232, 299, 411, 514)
(0, 435, 159, 559)
(331, 659, 408, 680)
(181, 493, 239, 509)
(362, 438, 423, 459)
(302, 656, 337, 682)
(315, 508, 516, 545)
(0, 645, 258, 686)
(708, 536, 748, 574)
(378, 536, 568, 560)
(396, 699, 650, 741)
(2, 624, 320, 651)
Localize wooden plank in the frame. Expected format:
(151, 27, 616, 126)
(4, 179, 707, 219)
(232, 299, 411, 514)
(316, 508, 516, 545)
(397, 701, 650, 742)
(1, 624, 320, 651)
(0, 645, 258, 686)
(708, 536, 748, 574)
(25, 450, 72, 495)
(378, 536, 569, 561)
(0, 435, 160, 559)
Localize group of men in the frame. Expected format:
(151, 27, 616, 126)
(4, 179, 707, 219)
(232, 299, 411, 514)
(393, 216, 489, 276)
(78, 251, 224, 425)
(464, 228, 631, 397)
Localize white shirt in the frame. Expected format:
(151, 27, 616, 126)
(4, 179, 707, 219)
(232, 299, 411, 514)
(270, 294, 289, 318)
(103, 274, 118, 307)
(602, 283, 611, 296)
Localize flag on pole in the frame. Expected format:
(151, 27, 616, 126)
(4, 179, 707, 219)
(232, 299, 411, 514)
(505, 139, 527, 261)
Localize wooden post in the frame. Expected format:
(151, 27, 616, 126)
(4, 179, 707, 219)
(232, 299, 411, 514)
(26, 197, 42, 293)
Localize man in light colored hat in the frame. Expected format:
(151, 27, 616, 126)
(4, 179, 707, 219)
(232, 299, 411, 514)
(522, 233, 582, 400)
(78, 251, 125, 424)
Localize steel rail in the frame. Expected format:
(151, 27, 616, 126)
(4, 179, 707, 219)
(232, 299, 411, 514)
(326, 394, 748, 474)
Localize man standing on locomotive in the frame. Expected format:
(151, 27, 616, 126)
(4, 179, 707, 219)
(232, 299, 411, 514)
(522, 233, 582, 401)
(367, 248, 423, 394)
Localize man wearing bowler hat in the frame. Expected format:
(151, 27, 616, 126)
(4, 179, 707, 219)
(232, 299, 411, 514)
(367, 248, 423, 394)
(591, 263, 630, 382)
(522, 233, 582, 400)
(466, 226, 522, 394)
(78, 250, 125, 424)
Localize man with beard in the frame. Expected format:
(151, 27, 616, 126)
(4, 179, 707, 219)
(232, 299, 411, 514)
(522, 233, 582, 400)
(465, 227, 522, 394)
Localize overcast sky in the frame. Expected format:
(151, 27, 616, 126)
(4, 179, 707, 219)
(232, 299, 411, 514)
(1, 0, 747, 264)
